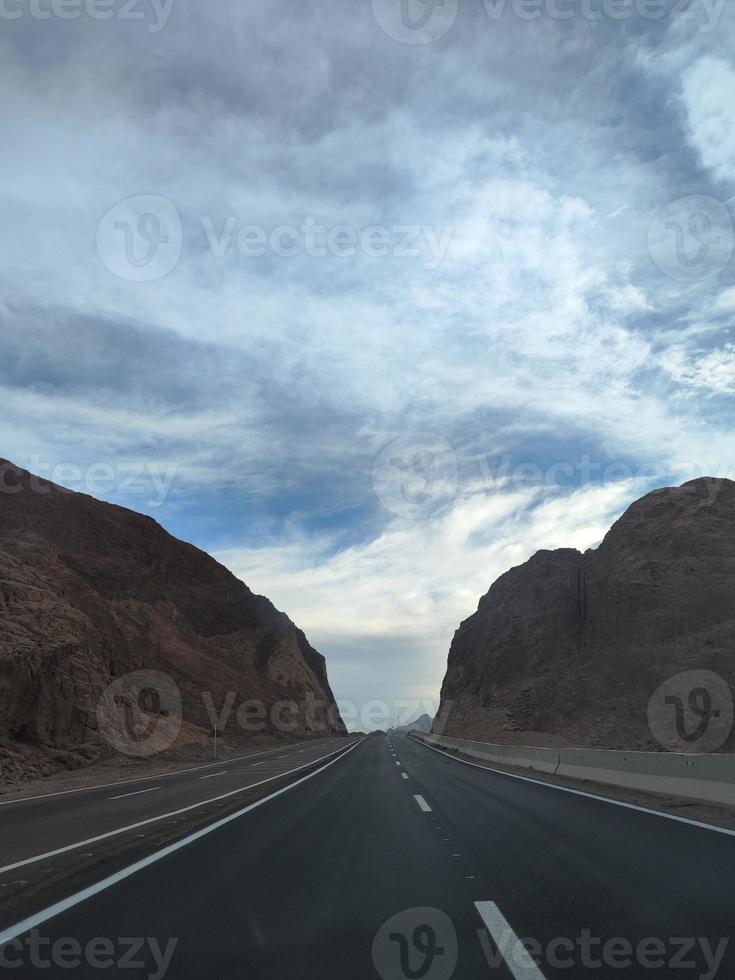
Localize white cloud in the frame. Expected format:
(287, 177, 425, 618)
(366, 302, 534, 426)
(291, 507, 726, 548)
(714, 286, 735, 311)
(605, 284, 652, 313)
(659, 343, 735, 395)
(217, 479, 647, 720)
(681, 56, 735, 183)
(3, 0, 735, 716)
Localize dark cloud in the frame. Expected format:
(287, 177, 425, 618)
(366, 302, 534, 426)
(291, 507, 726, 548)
(1, 0, 734, 707)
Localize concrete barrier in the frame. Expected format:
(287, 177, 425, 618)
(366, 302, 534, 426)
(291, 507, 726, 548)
(415, 733, 735, 807)
(555, 747, 735, 807)
(419, 733, 559, 775)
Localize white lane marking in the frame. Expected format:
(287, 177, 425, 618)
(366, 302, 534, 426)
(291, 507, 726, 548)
(475, 902, 546, 980)
(108, 787, 161, 801)
(251, 762, 265, 767)
(414, 795, 432, 813)
(200, 772, 229, 780)
(0, 742, 359, 876)
(0, 738, 336, 808)
(278, 755, 289, 759)
(410, 737, 735, 839)
(401, 773, 409, 780)
(395, 762, 402, 767)
(0, 739, 365, 948)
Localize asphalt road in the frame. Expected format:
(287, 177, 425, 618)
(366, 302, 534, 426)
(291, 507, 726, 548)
(0, 737, 350, 873)
(1, 733, 734, 978)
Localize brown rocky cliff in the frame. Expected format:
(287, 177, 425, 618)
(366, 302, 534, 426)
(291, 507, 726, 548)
(0, 460, 345, 780)
(436, 478, 735, 750)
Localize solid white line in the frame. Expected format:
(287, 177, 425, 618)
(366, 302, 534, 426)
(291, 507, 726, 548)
(108, 787, 161, 801)
(475, 902, 546, 980)
(401, 773, 409, 780)
(0, 739, 365, 948)
(410, 737, 735, 839)
(414, 795, 432, 813)
(0, 739, 329, 808)
(0, 742, 358, 876)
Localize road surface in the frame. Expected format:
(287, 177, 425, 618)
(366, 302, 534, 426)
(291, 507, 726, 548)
(0, 736, 348, 872)
(1, 733, 734, 978)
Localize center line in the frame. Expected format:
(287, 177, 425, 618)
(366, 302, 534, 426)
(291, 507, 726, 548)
(474, 902, 547, 980)
(109, 787, 161, 801)
(413, 795, 432, 813)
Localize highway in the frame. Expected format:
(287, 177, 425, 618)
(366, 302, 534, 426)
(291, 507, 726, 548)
(0, 736, 349, 873)
(1, 733, 734, 978)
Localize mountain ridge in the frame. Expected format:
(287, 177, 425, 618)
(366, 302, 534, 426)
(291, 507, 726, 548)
(0, 459, 345, 781)
(436, 478, 735, 751)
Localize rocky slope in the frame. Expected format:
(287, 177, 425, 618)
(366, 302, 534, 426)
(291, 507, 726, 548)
(392, 713, 433, 735)
(0, 460, 345, 781)
(436, 478, 735, 750)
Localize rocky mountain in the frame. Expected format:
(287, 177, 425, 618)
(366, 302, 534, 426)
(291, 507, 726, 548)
(391, 713, 433, 735)
(436, 478, 735, 751)
(0, 460, 345, 781)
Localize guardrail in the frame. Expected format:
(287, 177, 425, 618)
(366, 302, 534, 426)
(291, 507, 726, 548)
(414, 733, 735, 807)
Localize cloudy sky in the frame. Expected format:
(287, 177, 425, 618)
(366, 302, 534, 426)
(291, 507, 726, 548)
(1, 0, 734, 728)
